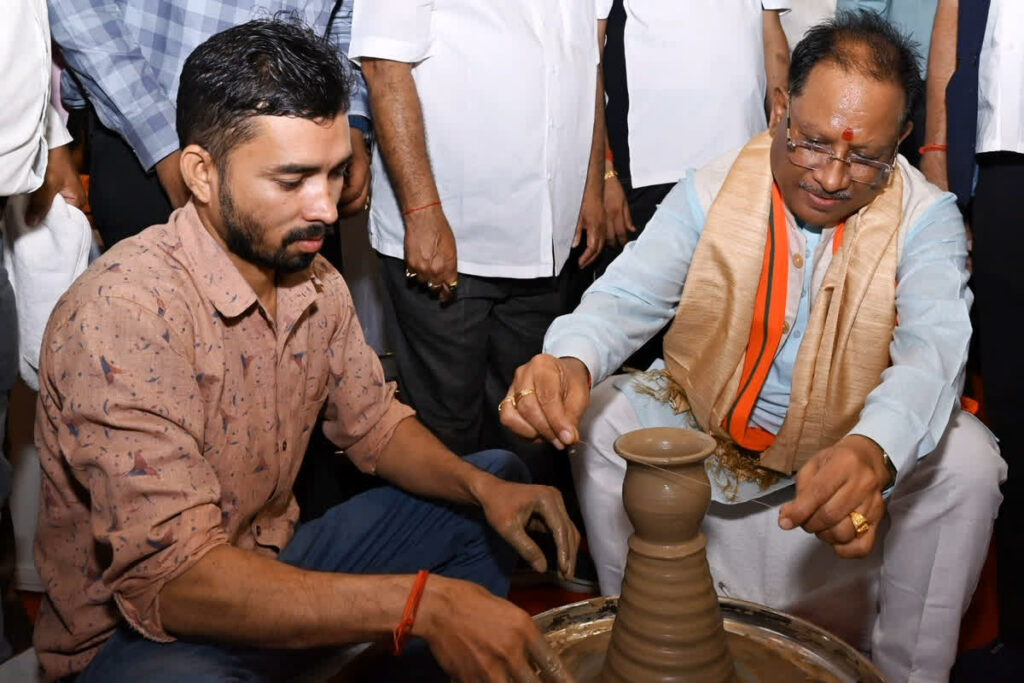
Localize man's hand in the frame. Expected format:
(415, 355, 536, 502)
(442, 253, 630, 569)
(155, 150, 190, 209)
(403, 204, 458, 302)
(603, 172, 635, 247)
(474, 475, 580, 579)
(500, 355, 591, 451)
(25, 144, 85, 226)
(573, 181, 606, 268)
(415, 575, 574, 682)
(920, 151, 950, 191)
(339, 129, 371, 216)
(778, 435, 893, 558)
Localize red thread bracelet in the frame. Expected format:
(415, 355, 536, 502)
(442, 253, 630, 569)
(919, 143, 948, 154)
(393, 570, 430, 656)
(402, 200, 441, 217)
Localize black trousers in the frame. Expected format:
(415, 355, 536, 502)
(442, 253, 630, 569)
(568, 179, 674, 370)
(86, 110, 173, 249)
(378, 254, 570, 483)
(971, 151, 1024, 646)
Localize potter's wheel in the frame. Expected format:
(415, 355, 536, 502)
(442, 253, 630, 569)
(534, 595, 885, 682)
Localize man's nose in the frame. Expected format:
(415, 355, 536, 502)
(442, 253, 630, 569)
(305, 181, 339, 226)
(815, 157, 852, 194)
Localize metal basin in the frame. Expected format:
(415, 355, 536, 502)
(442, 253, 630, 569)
(533, 595, 886, 682)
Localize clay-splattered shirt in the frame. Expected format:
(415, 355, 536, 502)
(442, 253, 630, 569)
(32, 203, 414, 679)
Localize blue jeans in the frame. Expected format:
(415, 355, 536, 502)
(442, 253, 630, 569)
(77, 449, 526, 682)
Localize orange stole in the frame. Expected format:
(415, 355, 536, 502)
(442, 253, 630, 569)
(724, 184, 845, 451)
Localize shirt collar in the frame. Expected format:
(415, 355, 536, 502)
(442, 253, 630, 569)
(173, 202, 325, 322)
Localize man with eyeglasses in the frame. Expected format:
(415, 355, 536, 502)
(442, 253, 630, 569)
(499, 11, 1005, 682)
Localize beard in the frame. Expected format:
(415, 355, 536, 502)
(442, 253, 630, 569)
(218, 182, 334, 274)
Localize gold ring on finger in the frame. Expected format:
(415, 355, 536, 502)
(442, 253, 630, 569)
(849, 511, 870, 536)
(512, 388, 536, 408)
(498, 396, 514, 413)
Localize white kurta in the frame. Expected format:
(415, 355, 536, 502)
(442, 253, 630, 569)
(621, 0, 791, 187)
(350, 0, 611, 279)
(976, 0, 1024, 155)
(574, 379, 1004, 683)
(0, 0, 71, 197)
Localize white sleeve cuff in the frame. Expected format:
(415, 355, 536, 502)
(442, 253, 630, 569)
(349, 36, 433, 65)
(544, 334, 603, 386)
(45, 105, 73, 150)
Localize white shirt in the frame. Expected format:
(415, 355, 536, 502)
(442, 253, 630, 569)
(977, 0, 1024, 155)
(0, 0, 72, 197)
(351, 0, 611, 279)
(621, 1, 790, 188)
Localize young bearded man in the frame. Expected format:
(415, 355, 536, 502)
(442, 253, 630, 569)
(33, 20, 577, 683)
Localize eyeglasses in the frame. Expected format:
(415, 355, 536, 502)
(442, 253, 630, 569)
(785, 103, 897, 188)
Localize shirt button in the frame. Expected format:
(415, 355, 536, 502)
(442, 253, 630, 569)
(793, 252, 805, 269)
(793, 329, 802, 339)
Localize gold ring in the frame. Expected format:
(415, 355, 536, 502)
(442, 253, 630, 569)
(498, 396, 514, 413)
(849, 511, 870, 536)
(448, 280, 459, 289)
(405, 268, 417, 279)
(512, 388, 536, 408)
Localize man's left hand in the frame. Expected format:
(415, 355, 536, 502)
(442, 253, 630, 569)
(777, 435, 893, 558)
(339, 128, 371, 217)
(25, 144, 86, 226)
(573, 183, 606, 268)
(475, 475, 580, 580)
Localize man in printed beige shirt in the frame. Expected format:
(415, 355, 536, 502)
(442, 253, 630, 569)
(33, 20, 577, 683)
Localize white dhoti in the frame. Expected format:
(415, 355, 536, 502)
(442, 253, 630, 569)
(571, 378, 1007, 683)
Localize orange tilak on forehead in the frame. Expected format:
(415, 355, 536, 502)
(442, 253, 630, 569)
(842, 127, 855, 141)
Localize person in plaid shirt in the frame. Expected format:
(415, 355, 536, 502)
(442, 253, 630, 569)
(48, 0, 371, 248)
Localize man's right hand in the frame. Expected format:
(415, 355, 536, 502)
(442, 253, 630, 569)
(919, 150, 949, 191)
(499, 355, 591, 450)
(604, 173, 635, 247)
(404, 204, 458, 302)
(415, 575, 573, 682)
(155, 150, 190, 208)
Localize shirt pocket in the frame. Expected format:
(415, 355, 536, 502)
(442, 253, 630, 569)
(302, 348, 331, 407)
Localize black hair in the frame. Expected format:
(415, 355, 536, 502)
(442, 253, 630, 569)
(176, 16, 351, 164)
(789, 10, 923, 129)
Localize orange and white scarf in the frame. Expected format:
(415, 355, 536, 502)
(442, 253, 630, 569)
(661, 131, 903, 474)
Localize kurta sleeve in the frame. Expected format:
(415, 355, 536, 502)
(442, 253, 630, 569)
(349, 0, 435, 64)
(847, 194, 973, 485)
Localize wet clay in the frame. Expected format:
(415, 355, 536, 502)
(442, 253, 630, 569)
(601, 428, 736, 682)
(554, 627, 840, 683)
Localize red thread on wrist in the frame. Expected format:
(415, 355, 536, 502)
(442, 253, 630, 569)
(402, 200, 441, 217)
(393, 570, 430, 656)
(918, 143, 947, 154)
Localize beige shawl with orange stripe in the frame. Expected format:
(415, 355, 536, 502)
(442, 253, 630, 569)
(662, 130, 903, 474)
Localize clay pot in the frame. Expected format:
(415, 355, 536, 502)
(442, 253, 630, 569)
(601, 427, 736, 683)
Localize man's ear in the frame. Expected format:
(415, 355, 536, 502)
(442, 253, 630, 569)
(898, 119, 914, 147)
(768, 87, 788, 135)
(181, 144, 218, 205)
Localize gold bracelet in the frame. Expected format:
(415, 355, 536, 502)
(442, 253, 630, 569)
(603, 168, 618, 180)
